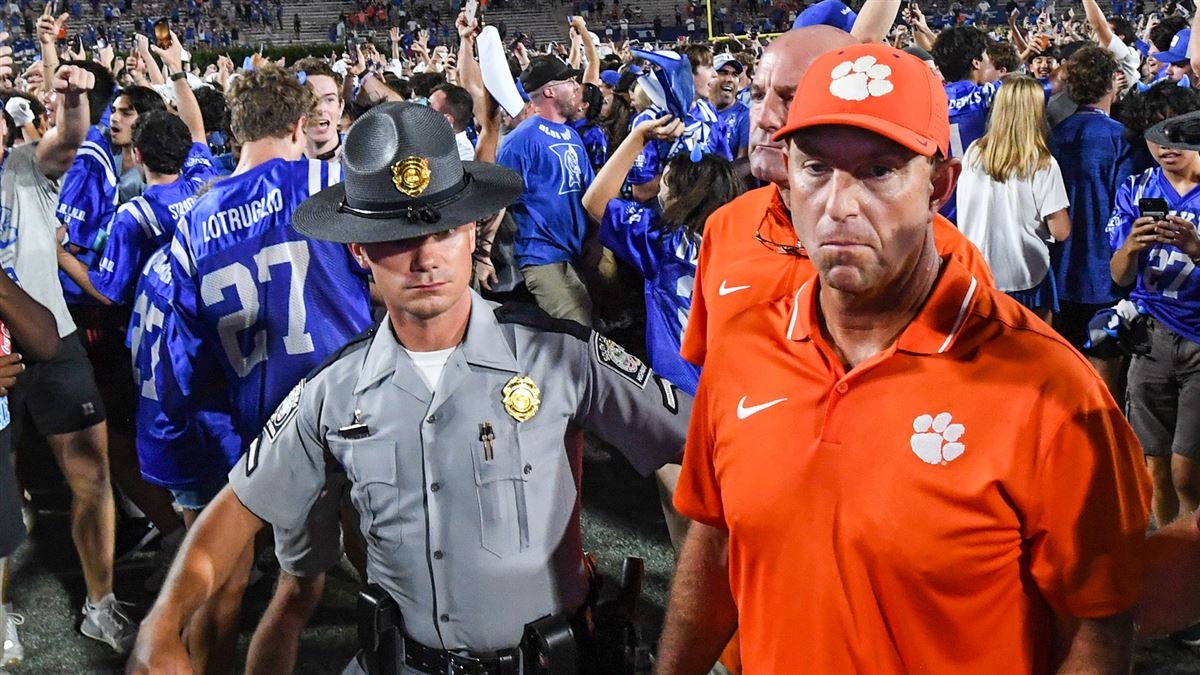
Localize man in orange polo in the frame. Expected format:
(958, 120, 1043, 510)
(680, 26, 993, 368)
(657, 42, 1151, 674)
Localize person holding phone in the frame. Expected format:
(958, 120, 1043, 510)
(1110, 107, 1200, 538)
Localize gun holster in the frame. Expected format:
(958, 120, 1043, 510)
(521, 613, 579, 675)
(358, 583, 403, 675)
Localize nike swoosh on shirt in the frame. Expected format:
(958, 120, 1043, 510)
(719, 280, 751, 296)
(736, 396, 787, 420)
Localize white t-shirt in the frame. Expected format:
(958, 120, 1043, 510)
(0, 144, 75, 337)
(1107, 34, 1141, 92)
(404, 346, 456, 393)
(956, 142, 1070, 293)
(455, 131, 476, 161)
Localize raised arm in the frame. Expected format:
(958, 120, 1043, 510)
(153, 30, 206, 143)
(137, 33, 166, 85)
(1082, 0, 1116, 47)
(851, 0, 901, 43)
(572, 15, 601, 86)
(35, 6, 66, 87)
(35, 64, 93, 179)
(582, 115, 682, 222)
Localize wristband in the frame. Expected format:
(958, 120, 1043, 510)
(170, 70, 188, 82)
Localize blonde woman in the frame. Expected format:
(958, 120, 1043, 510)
(957, 73, 1072, 322)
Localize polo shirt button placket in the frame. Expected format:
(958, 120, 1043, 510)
(835, 382, 849, 394)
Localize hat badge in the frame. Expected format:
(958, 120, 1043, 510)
(392, 157, 432, 198)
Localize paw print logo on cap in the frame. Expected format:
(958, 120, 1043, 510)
(829, 55, 894, 102)
(910, 412, 965, 465)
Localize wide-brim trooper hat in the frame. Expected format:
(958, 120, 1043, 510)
(292, 102, 524, 244)
(1146, 110, 1200, 151)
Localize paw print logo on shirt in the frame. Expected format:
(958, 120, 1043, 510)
(910, 412, 966, 465)
(829, 55, 894, 102)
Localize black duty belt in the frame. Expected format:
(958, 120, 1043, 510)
(403, 635, 521, 675)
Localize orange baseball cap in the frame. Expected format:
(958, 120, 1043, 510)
(772, 42, 950, 158)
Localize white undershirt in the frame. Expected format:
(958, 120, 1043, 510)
(403, 346, 457, 393)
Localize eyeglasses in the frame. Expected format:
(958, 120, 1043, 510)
(755, 219, 805, 257)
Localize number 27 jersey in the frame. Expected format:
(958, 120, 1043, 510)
(166, 158, 372, 447)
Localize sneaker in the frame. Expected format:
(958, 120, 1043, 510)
(79, 594, 137, 654)
(114, 518, 160, 563)
(143, 527, 186, 592)
(1171, 621, 1200, 647)
(2, 604, 22, 666)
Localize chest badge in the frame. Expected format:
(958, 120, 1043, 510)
(502, 375, 540, 423)
(910, 412, 966, 465)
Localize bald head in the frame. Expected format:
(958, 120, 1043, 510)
(750, 26, 858, 188)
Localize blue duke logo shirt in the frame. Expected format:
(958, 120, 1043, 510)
(165, 158, 372, 448)
(91, 143, 219, 305)
(1108, 167, 1200, 343)
(498, 116, 596, 268)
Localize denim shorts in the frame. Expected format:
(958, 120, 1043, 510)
(169, 475, 228, 511)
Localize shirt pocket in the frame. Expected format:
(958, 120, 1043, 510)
(470, 419, 575, 559)
(340, 439, 403, 553)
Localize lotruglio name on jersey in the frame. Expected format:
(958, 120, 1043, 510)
(201, 188, 285, 243)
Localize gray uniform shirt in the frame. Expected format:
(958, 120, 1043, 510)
(229, 291, 690, 652)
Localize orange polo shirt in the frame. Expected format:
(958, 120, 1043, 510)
(675, 257, 1151, 674)
(681, 185, 995, 366)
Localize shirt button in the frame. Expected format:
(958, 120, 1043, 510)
(430, 482, 440, 492)
(440, 614, 450, 623)
(433, 550, 444, 560)
(523, 464, 532, 475)
(836, 383, 849, 394)
(426, 414, 437, 423)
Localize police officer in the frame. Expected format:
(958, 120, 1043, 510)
(128, 102, 691, 675)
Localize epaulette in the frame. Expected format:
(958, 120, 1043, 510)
(493, 301, 591, 342)
(300, 323, 378, 381)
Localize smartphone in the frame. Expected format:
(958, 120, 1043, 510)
(464, 0, 478, 23)
(345, 36, 358, 64)
(154, 18, 171, 49)
(1140, 197, 1170, 221)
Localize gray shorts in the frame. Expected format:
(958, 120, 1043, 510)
(1127, 317, 1200, 459)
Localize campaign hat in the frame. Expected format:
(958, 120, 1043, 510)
(1146, 110, 1200, 151)
(292, 102, 524, 243)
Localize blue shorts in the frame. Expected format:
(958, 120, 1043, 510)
(169, 475, 228, 511)
(1006, 271, 1059, 313)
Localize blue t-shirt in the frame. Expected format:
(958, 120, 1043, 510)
(128, 246, 240, 488)
(1051, 108, 1135, 305)
(599, 198, 701, 395)
(497, 116, 595, 268)
(90, 143, 219, 305)
(715, 101, 750, 157)
(568, 118, 609, 175)
(164, 157, 372, 449)
(1107, 167, 1200, 343)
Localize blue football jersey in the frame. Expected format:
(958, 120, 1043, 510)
(568, 118, 610, 174)
(1107, 167, 1200, 344)
(164, 157, 372, 448)
(91, 143, 219, 305)
(599, 198, 701, 395)
(715, 101, 750, 157)
(626, 105, 670, 186)
(128, 246, 240, 488)
(57, 125, 118, 253)
(942, 79, 1002, 223)
(498, 116, 596, 268)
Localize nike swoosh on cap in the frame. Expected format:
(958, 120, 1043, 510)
(719, 280, 751, 296)
(736, 396, 787, 420)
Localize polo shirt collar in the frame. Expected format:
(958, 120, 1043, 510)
(787, 256, 982, 356)
(353, 290, 521, 395)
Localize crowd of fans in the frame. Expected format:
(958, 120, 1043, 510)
(3, 0, 1200, 671)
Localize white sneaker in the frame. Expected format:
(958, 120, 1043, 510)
(79, 594, 137, 654)
(2, 603, 23, 666)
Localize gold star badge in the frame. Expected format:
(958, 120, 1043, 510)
(392, 156, 432, 197)
(502, 375, 540, 423)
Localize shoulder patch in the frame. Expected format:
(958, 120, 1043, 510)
(263, 378, 305, 442)
(593, 333, 649, 388)
(494, 302, 591, 342)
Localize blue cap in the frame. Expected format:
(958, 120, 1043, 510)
(792, 0, 857, 32)
(600, 70, 620, 87)
(1158, 28, 1191, 65)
